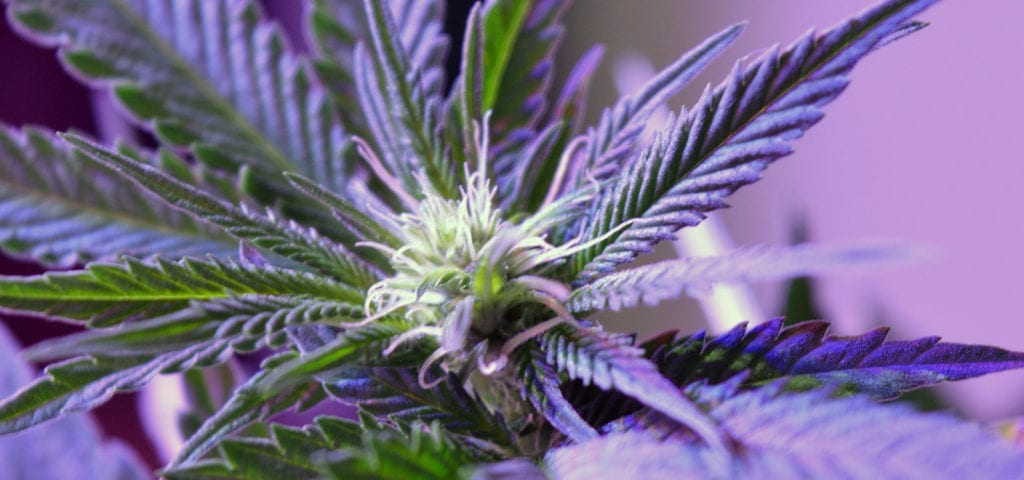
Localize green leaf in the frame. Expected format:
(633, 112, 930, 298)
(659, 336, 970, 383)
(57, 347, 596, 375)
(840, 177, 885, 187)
(0, 256, 358, 327)
(310, 0, 448, 137)
(0, 125, 234, 267)
(324, 367, 512, 446)
(359, 0, 454, 198)
(0, 323, 150, 480)
(170, 355, 325, 468)
(258, 322, 410, 394)
(64, 134, 381, 288)
(483, 0, 569, 138)
(24, 294, 362, 361)
(317, 422, 483, 480)
(0, 341, 232, 435)
(284, 172, 401, 250)
(7, 0, 348, 192)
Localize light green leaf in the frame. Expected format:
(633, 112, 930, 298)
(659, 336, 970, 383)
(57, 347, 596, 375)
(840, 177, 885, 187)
(65, 134, 382, 287)
(0, 256, 359, 327)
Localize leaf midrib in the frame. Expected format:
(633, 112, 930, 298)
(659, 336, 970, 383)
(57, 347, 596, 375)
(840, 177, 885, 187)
(0, 178, 231, 249)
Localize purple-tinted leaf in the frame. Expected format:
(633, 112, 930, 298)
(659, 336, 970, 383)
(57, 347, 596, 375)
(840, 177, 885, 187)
(0, 323, 149, 480)
(310, 0, 449, 135)
(547, 46, 605, 137)
(482, 0, 571, 145)
(323, 366, 511, 443)
(572, 23, 743, 186)
(535, 325, 724, 451)
(571, 0, 938, 285)
(569, 241, 923, 313)
(467, 459, 547, 480)
(517, 349, 598, 443)
(560, 384, 1024, 479)
(359, 0, 454, 198)
(656, 319, 1024, 399)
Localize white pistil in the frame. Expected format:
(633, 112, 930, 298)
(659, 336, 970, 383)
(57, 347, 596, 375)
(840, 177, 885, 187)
(383, 326, 442, 356)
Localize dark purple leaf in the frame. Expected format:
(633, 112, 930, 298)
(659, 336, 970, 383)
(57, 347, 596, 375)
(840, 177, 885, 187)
(657, 319, 1024, 399)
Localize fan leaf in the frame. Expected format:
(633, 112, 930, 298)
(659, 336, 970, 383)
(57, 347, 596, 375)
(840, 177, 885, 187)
(554, 384, 1024, 478)
(569, 242, 921, 313)
(324, 366, 512, 446)
(7, 0, 348, 192)
(536, 325, 723, 450)
(656, 319, 1024, 400)
(571, 0, 936, 284)
(64, 134, 382, 288)
(310, 0, 448, 137)
(0, 256, 358, 327)
(0, 125, 234, 266)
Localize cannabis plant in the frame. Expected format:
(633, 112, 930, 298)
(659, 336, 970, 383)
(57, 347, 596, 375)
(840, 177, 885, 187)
(1, 0, 1022, 477)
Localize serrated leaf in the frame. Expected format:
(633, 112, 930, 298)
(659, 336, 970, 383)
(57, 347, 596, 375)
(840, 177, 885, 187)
(536, 325, 723, 450)
(0, 125, 234, 267)
(358, 0, 454, 198)
(310, 0, 448, 135)
(25, 294, 362, 361)
(481, 0, 569, 136)
(576, 23, 744, 186)
(557, 385, 1024, 478)
(0, 339, 236, 436)
(317, 422, 482, 480)
(656, 319, 1024, 400)
(7, 0, 348, 192)
(0, 256, 357, 327)
(257, 322, 411, 395)
(569, 241, 921, 313)
(170, 358, 324, 468)
(218, 437, 322, 480)
(65, 134, 382, 288)
(0, 323, 150, 480)
(516, 348, 598, 443)
(571, 0, 936, 284)
(324, 366, 511, 446)
(546, 45, 604, 137)
(284, 172, 401, 250)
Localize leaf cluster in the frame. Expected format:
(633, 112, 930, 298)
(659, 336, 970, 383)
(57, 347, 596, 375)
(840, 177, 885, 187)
(1, 0, 1022, 478)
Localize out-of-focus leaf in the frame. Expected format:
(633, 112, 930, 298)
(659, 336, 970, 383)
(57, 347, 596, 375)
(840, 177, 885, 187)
(557, 383, 1024, 478)
(0, 125, 234, 266)
(0, 323, 149, 479)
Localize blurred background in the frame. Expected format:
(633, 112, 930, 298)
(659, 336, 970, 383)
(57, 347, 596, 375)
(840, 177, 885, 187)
(1, 0, 1022, 468)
